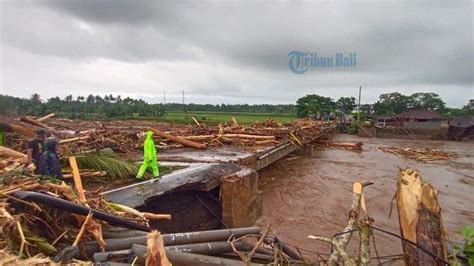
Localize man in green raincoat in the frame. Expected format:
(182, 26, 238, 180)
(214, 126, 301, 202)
(137, 131, 159, 178)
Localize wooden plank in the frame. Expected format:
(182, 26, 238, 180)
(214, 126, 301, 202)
(69, 156, 87, 204)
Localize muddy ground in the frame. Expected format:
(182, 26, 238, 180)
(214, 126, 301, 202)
(257, 134, 474, 263)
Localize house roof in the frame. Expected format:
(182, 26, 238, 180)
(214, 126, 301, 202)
(397, 110, 445, 120)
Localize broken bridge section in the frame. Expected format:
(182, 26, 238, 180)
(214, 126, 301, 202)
(102, 125, 336, 233)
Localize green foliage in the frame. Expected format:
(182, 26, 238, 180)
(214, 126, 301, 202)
(161, 111, 296, 125)
(373, 92, 413, 115)
(296, 94, 336, 118)
(462, 225, 474, 265)
(25, 236, 57, 254)
(373, 92, 449, 115)
(74, 149, 138, 179)
(336, 97, 356, 115)
(410, 92, 445, 111)
(0, 94, 165, 119)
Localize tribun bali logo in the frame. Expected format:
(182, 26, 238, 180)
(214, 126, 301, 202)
(288, 51, 356, 74)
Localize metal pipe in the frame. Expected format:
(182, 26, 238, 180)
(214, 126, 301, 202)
(103, 228, 147, 239)
(12, 191, 150, 232)
(145, 249, 255, 266)
(131, 242, 247, 256)
(81, 227, 261, 258)
(274, 236, 304, 261)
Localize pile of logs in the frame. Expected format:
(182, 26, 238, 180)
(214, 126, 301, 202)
(378, 146, 455, 162)
(0, 115, 334, 155)
(317, 140, 363, 151)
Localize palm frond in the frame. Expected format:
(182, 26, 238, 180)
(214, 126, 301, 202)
(74, 149, 138, 179)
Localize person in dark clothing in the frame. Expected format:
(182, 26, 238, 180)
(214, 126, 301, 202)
(27, 129, 46, 173)
(37, 138, 63, 179)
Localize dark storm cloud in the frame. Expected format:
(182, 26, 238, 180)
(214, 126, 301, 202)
(0, 0, 472, 106)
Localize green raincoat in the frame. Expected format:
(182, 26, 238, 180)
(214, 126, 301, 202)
(137, 131, 159, 178)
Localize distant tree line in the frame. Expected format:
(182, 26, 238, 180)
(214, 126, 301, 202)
(0, 94, 165, 118)
(1, 91, 471, 120)
(0, 94, 296, 118)
(296, 92, 473, 119)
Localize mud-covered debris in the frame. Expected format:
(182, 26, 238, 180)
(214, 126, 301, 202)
(378, 146, 455, 162)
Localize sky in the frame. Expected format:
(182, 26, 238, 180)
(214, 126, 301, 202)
(0, 0, 473, 107)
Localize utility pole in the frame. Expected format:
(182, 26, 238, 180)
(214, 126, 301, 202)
(182, 90, 187, 118)
(163, 91, 166, 105)
(358, 86, 362, 122)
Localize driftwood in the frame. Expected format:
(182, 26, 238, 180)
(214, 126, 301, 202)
(222, 134, 275, 140)
(20, 116, 54, 131)
(149, 128, 208, 149)
(318, 140, 363, 150)
(0, 146, 27, 160)
(60, 136, 91, 144)
(328, 182, 364, 263)
(232, 116, 239, 126)
(37, 113, 56, 122)
(396, 168, 447, 265)
(62, 171, 107, 179)
(379, 147, 454, 162)
(146, 230, 171, 266)
(0, 121, 36, 138)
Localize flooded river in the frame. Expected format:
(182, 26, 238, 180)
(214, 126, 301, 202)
(257, 134, 474, 262)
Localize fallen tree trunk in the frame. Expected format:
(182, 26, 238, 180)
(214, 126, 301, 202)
(222, 134, 276, 140)
(63, 171, 107, 179)
(255, 139, 279, 145)
(396, 168, 447, 265)
(0, 121, 37, 138)
(60, 136, 91, 144)
(0, 146, 27, 159)
(20, 116, 54, 131)
(37, 113, 55, 122)
(149, 128, 207, 149)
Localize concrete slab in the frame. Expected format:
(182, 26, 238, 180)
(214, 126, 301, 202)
(102, 163, 242, 208)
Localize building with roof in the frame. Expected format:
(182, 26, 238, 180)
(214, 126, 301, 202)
(396, 110, 448, 130)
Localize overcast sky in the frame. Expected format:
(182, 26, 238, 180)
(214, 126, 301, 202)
(1, 0, 472, 107)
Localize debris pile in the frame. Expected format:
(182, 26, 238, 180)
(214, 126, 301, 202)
(1, 115, 335, 154)
(0, 174, 306, 264)
(316, 140, 363, 150)
(378, 146, 455, 162)
(0, 174, 172, 263)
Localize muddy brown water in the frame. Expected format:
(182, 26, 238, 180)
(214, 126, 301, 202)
(257, 134, 474, 263)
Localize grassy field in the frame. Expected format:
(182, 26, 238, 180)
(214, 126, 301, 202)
(159, 111, 297, 125)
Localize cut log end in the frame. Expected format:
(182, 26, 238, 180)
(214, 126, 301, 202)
(396, 168, 447, 265)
